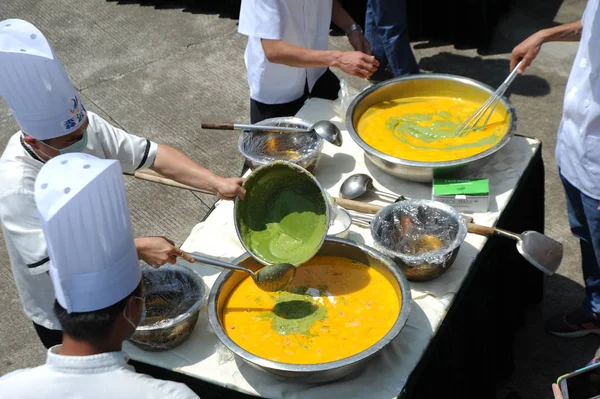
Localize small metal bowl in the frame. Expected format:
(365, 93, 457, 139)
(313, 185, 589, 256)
(370, 200, 467, 281)
(129, 264, 207, 352)
(327, 207, 352, 239)
(238, 117, 324, 172)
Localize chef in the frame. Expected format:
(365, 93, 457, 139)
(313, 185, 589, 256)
(0, 153, 199, 398)
(238, 0, 380, 123)
(0, 19, 243, 349)
(510, 1, 600, 337)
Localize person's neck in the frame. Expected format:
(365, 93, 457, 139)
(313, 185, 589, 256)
(58, 334, 123, 356)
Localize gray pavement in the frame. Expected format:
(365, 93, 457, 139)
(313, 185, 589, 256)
(0, 1, 595, 398)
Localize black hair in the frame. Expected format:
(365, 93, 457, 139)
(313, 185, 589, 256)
(53, 281, 143, 341)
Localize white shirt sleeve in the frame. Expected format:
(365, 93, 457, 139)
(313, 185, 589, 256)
(238, 0, 282, 40)
(88, 112, 158, 174)
(0, 190, 48, 275)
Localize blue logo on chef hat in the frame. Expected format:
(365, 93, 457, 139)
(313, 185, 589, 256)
(63, 95, 87, 130)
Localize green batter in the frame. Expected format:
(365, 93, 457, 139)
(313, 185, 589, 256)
(237, 162, 328, 266)
(259, 291, 327, 336)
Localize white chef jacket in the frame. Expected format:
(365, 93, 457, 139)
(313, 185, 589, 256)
(556, 0, 600, 199)
(0, 345, 199, 399)
(0, 111, 158, 330)
(238, 0, 334, 104)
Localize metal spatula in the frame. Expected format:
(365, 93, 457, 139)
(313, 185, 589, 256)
(467, 223, 563, 275)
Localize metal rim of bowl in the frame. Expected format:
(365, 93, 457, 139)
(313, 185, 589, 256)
(207, 237, 412, 374)
(234, 160, 330, 266)
(345, 73, 517, 168)
(135, 264, 206, 332)
(237, 117, 324, 166)
(370, 199, 468, 264)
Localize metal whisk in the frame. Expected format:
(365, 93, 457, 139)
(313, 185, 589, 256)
(454, 60, 523, 137)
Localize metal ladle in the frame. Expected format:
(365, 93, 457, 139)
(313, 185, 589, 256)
(191, 254, 296, 292)
(201, 120, 343, 147)
(340, 174, 405, 202)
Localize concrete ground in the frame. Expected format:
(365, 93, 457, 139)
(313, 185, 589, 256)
(0, 0, 594, 398)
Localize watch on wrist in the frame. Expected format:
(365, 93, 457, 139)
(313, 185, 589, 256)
(345, 23, 362, 37)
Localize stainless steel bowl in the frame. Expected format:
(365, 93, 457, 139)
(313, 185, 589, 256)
(208, 238, 411, 383)
(130, 264, 207, 352)
(234, 161, 330, 267)
(345, 74, 517, 182)
(238, 117, 324, 172)
(370, 200, 468, 282)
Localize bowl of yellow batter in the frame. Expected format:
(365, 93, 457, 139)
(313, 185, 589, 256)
(207, 237, 411, 383)
(346, 74, 516, 182)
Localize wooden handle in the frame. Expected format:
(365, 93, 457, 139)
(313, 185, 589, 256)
(334, 198, 383, 214)
(467, 222, 497, 237)
(133, 170, 212, 195)
(201, 122, 235, 130)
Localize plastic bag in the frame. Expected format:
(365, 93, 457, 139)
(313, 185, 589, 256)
(129, 264, 208, 351)
(371, 200, 467, 266)
(332, 79, 363, 121)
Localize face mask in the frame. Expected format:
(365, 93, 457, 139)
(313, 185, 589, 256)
(41, 130, 88, 156)
(124, 296, 146, 340)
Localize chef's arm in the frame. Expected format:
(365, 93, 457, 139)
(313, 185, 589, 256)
(261, 39, 378, 79)
(135, 236, 194, 268)
(331, 0, 355, 32)
(510, 20, 582, 72)
(149, 144, 245, 200)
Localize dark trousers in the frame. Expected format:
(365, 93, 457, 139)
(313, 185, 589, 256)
(250, 68, 341, 123)
(561, 173, 600, 317)
(33, 322, 63, 349)
(365, 0, 419, 78)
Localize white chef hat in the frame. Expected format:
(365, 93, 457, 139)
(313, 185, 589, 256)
(0, 19, 87, 141)
(35, 153, 140, 313)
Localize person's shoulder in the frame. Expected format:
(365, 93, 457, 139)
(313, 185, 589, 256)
(0, 365, 47, 387)
(117, 369, 199, 399)
(86, 111, 113, 132)
(0, 133, 38, 199)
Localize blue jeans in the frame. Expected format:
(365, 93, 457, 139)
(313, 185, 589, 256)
(364, 0, 419, 78)
(561, 173, 600, 317)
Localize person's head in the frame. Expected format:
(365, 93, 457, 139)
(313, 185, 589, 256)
(23, 118, 89, 159)
(0, 20, 88, 152)
(35, 153, 142, 348)
(54, 279, 145, 342)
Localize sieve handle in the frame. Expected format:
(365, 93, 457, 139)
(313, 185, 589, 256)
(201, 122, 235, 130)
(334, 198, 383, 214)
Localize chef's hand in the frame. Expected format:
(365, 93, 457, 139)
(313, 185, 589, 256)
(135, 236, 195, 268)
(348, 30, 371, 55)
(552, 383, 564, 399)
(510, 31, 544, 73)
(336, 51, 379, 79)
(214, 177, 246, 201)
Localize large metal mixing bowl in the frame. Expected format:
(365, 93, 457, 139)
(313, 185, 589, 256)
(238, 117, 324, 172)
(345, 74, 517, 182)
(208, 238, 411, 383)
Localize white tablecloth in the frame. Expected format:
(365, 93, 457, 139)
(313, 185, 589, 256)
(125, 99, 541, 399)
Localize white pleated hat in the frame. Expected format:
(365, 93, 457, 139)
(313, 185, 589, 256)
(35, 153, 140, 313)
(0, 19, 87, 141)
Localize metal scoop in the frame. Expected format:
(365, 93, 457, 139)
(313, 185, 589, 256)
(201, 120, 343, 147)
(191, 253, 296, 292)
(340, 173, 406, 202)
(466, 223, 563, 275)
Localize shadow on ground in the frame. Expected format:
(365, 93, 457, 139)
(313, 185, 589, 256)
(419, 52, 551, 98)
(497, 272, 600, 399)
(106, 0, 242, 18)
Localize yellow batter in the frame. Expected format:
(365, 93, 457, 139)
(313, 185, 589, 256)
(221, 256, 400, 364)
(356, 96, 510, 162)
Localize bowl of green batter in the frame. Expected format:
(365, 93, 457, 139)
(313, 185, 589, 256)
(235, 161, 330, 266)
